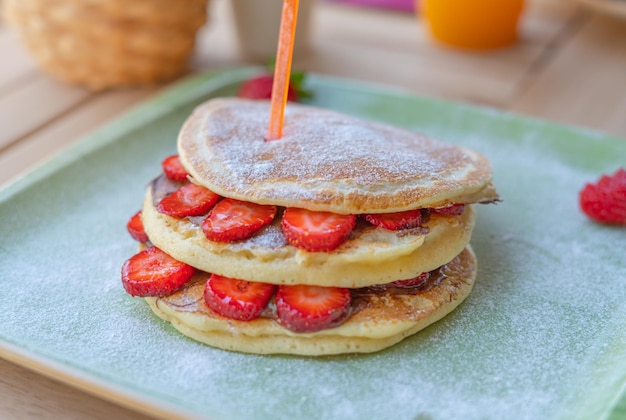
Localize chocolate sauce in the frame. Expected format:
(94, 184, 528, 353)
(150, 174, 186, 205)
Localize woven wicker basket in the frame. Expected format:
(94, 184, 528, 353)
(2, 0, 208, 89)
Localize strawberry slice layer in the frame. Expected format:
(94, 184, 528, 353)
(203, 274, 276, 321)
(390, 272, 430, 288)
(202, 198, 276, 242)
(161, 155, 189, 182)
(126, 210, 149, 243)
(276, 285, 351, 333)
(364, 209, 422, 231)
(432, 204, 466, 216)
(157, 183, 220, 217)
(121, 246, 195, 297)
(281, 208, 356, 252)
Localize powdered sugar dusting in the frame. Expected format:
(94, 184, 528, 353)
(181, 99, 490, 212)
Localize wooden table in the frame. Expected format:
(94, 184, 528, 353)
(1, 0, 625, 418)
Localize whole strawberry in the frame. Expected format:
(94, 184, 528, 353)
(237, 72, 310, 102)
(579, 168, 626, 225)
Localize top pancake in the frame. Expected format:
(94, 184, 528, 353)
(178, 97, 497, 214)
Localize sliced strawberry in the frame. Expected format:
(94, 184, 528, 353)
(276, 285, 351, 332)
(203, 274, 276, 321)
(390, 272, 430, 288)
(126, 210, 149, 243)
(161, 155, 189, 182)
(281, 208, 356, 252)
(202, 198, 276, 242)
(363, 209, 422, 230)
(432, 204, 466, 216)
(157, 183, 220, 217)
(121, 246, 195, 297)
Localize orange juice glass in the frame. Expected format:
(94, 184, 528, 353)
(422, 0, 525, 50)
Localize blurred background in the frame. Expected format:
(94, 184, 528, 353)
(1, 0, 625, 134)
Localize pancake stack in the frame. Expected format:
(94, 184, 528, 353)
(122, 97, 498, 356)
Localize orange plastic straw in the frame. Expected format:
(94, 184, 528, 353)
(267, 0, 299, 141)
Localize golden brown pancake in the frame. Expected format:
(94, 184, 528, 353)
(177, 98, 498, 214)
(146, 246, 477, 356)
(142, 184, 476, 288)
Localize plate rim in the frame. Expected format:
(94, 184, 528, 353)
(1, 66, 625, 420)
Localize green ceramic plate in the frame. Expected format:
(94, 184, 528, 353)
(1, 68, 625, 420)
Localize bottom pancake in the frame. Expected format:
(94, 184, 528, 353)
(145, 246, 477, 356)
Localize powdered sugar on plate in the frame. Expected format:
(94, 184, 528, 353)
(1, 72, 625, 420)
